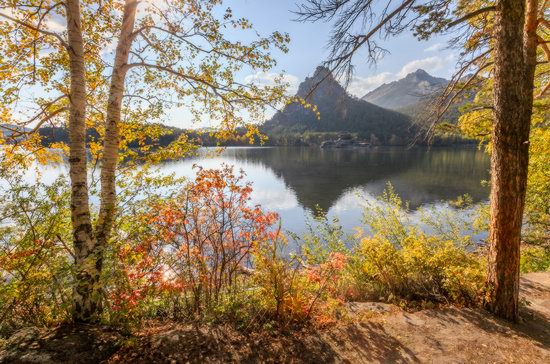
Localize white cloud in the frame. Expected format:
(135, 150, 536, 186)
(347, 72, 396, 97)
(348, 54, 456, 96)
(424, 43, 446, 52)
(2, 7, 65, 32)
(244, 72, 300, 95)
(251, 189, 298, 210)
(397, 56, 452, 78)
(44, 17, 65, 32)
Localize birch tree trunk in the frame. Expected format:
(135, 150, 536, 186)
(96, 0, 138, 264)
(66, 0, 100, 322)
(486, 0, 537, 322)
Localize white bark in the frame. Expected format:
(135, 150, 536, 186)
(66, 0, 99, 322)
(96, 0, 139, 251)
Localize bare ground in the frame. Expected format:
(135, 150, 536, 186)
(2, 273, 549, 363)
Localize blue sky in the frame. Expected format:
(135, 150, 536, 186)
(166, 0, 458, 128)
(7, 1, 457, 129)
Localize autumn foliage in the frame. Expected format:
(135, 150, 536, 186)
(105, 165, 356, 327)
(109, 165, 282, 321)
(0, 165, 488, 335)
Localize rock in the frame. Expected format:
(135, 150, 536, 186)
(320, 136, 371, 149)
(346, 302, 397, 316)
(320, 140, 334, 148)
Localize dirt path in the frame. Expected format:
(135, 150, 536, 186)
(314, 272, 550, 363)
(2, 273, 549, 363)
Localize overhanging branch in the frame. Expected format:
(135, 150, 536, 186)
(447, 6, 496, 29)
(0, 12, 68, 49)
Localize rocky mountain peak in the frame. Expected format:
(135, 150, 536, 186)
(412, 68, 429, 77)
(296, 65, 346, 100)
(362, 69, 448, 110)
(313, 65, 332, 78)
(261, 66, 413, 141)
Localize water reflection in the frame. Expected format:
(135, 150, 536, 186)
(160, 146, 490, 233)
(213, 147, 490, 211)
(19, 146, 490, 234)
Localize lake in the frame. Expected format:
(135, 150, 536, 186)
(159, 146, 491, 235)
(29, 146, 490, 236)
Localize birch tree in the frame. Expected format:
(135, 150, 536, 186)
(0, 0, 290, 322)
(0, 0, 115, 321)
(96, 0, 290, 261)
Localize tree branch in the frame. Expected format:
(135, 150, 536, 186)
(0, 11, 68, 49)
(125, 62, 241, 107)
(331, 0, 416, 69)
(447, 6, 496, 29)
(536, 81, 550, 99)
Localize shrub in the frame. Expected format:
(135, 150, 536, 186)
(0, 166, 530, 334)
(108, 166, 349, 328)
(358, 231, 485, 305)
(357, 185, 486, 306)
(252, 235, 309, 324)
(520, 246, 550, 273)
(289, 185, 487, 309)
(106, 165, 282, 324)
(253, 238, 350, 327)
(0, 175, 72, 335)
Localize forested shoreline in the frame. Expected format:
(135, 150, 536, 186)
(34, 125, 477, 148)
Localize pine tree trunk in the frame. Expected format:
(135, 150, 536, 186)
(486, 0, 537, 322)
(66, 0, 100, 322)
(96, 0, 138, 260)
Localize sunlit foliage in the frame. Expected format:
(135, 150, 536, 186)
(0, 0, 292, 166)
(0, 166, 489, 334)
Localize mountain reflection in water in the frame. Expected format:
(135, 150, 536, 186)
(159, 146, 490, 234)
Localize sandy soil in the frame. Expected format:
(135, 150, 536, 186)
(2, 273, 549, 363)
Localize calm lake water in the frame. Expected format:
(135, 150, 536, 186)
(30, 146, 490, 236)
(160, 146, 491, 235)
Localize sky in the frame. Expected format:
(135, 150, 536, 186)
(165, 0, 459, 129)
(6, 0, 459, 130)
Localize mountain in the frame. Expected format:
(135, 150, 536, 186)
(362, 69, 448, 111)
(262, 66, 415, 145)
(361, 69, 481, 128)
(0, 124, 31, 142)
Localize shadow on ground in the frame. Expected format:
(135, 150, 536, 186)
(1, 273, 549, 363)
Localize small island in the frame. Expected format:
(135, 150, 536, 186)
(320, 133, 371, 148)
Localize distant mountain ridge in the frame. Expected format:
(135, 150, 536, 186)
(0, 124, 31, 142)
(262, 66, 415, 144)
(362, 69, 448, 111)
(362, 69, 481, 128)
